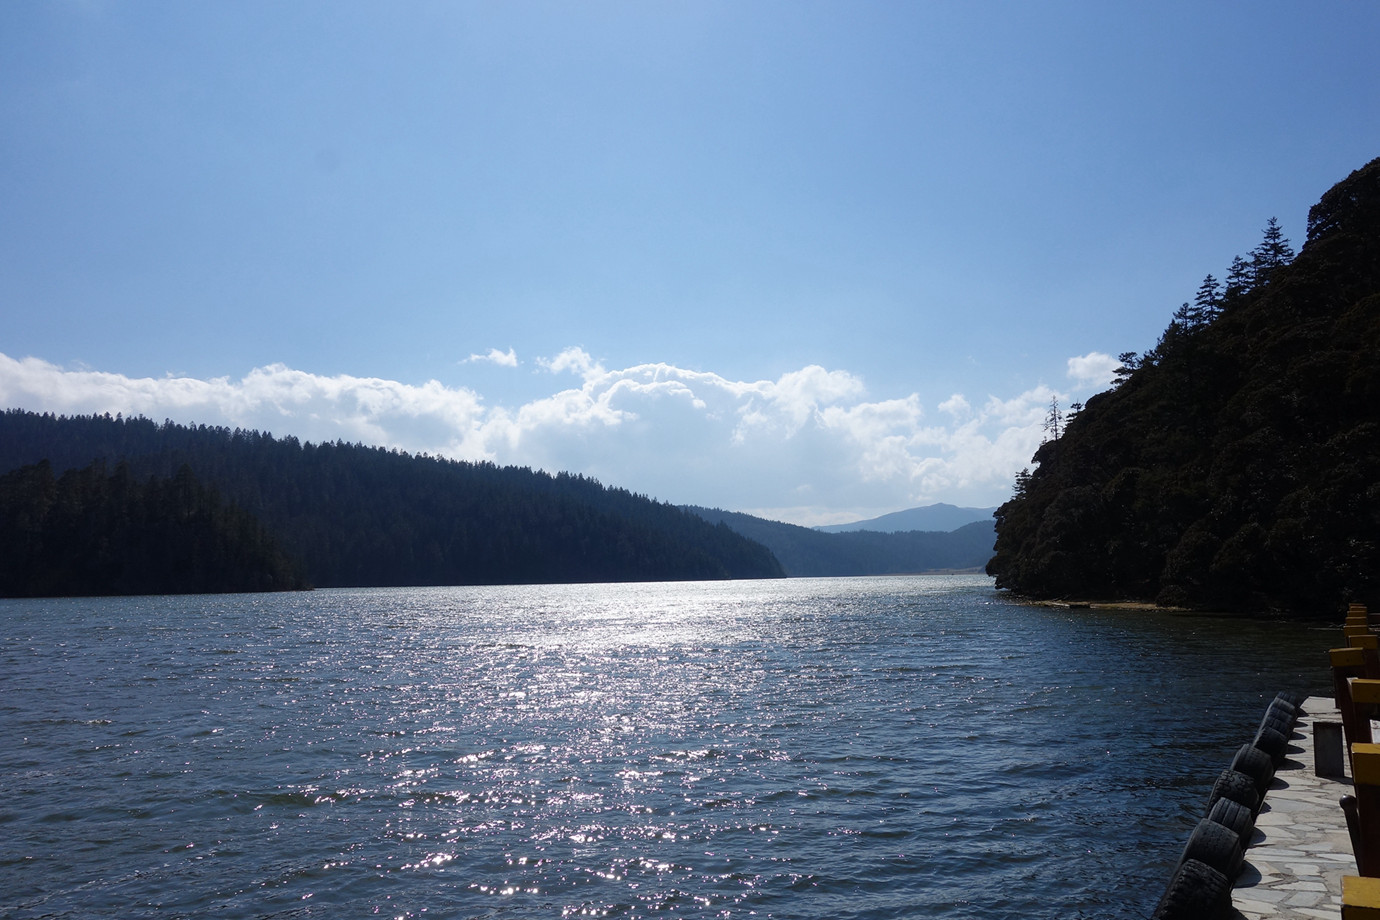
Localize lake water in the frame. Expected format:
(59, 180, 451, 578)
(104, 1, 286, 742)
(0, 575, 1336, 919)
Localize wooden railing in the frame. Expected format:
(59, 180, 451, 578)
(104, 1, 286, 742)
(1328, 604, 1380, 917)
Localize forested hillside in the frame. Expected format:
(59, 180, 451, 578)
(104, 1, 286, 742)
(686, 506, 995, 576)
(0, 411, 784, 591)
(0, 459, 308, 596)
(987, 157, 1380, 615)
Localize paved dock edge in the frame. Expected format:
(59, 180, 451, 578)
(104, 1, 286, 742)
(1231, 696, 1356, 920)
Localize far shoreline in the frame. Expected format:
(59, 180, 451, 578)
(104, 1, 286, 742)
(1014, 595, 1344, 623)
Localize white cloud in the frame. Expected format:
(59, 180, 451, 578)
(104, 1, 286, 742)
(0, 352, 492, 459)
(1067, 351, 1120, 388)
(540, 346, 603, 379)
(467, 347, 518, 367)
(0, 349, 1107, 525)
(938, 394, 971, 418)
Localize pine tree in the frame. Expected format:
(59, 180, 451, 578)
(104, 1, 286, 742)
(1225, 255, 1254, 300)
(1042, 396, 1063, 443)
(1171, 301, 1195, 331)
(1192, 274, 1223, 325)
(1249, 217, 1295, 285)
(1113, 352, 1141, 385)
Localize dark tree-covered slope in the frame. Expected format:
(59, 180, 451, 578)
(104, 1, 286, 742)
(987, 157, 1380, 615)
(0, 412, 785, 589)
(686, 506, 995, 576)
(0, 459, 309, 596)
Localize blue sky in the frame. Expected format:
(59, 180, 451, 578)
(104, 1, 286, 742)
(3, 2, 1378, 525)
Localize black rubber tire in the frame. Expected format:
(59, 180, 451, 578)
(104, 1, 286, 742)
(1260, 710, 1294, 737)
(1254, 725, 1290, 767)
(1277, 690, 1307, 711)
(1180, 817, 1244, 879)
(1151, 858, 1232, 920)
(1264, 700, 1297, 722)
(1265, 699, 1297, 727)
(1207, 795, 1254, 845)
(1230, 742, 1275, 795)
(1207, 768, 1261, 816)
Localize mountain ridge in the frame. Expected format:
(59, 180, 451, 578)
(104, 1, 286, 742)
(814, 503, 997, 534)
(685, 505, 995, 576)
(0, 410, 785, 592)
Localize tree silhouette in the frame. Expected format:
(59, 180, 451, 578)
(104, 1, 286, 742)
(1192, 274, 1223, 326)
(1249, 217, 1295, 285)
(988, 158, 1380, 615)
(1042, 396, 1063, 443)
(0, 409, 786, 593)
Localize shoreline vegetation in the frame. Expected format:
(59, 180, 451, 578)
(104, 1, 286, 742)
(0, 457, 309, 596)
(988, 156, 1380, 618)
(0, 410, 784, 596)
(0, 411, 992, 599)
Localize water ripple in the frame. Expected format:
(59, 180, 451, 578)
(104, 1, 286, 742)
(0, 577, 1332, 919)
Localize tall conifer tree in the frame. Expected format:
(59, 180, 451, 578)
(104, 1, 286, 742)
(1249, 217, 1295, 284)
(1224, 255, 1254, 300)
(1192, 274, 1223, 325)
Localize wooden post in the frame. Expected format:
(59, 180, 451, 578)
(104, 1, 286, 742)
(1350, 635, 1380, 682)
(1354, 680, 1380, 708)
(1334, 648, 1370, 744)
(1346, 603, 1380, 632)
(1349, 603, 1372, 626)
(1354, 744, 1380, 877)
(1351, 679, 1380, 755)
(1343, 875, 1380, 918)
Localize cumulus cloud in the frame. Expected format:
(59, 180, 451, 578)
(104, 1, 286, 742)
(0, 352, 492, 459)
(938, 394, 971, 418)
(1067, 351, 1120, 388)
(539, 346, 603, 379)
(467, 347, 518, 367)
(0, 349, 1105, 525)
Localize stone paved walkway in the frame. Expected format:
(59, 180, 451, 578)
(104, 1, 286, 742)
(1230, 696, 1356, 920)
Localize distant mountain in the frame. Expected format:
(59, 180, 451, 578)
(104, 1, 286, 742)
(685, 506, 995, 576)
(815, 503, 998, 534)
